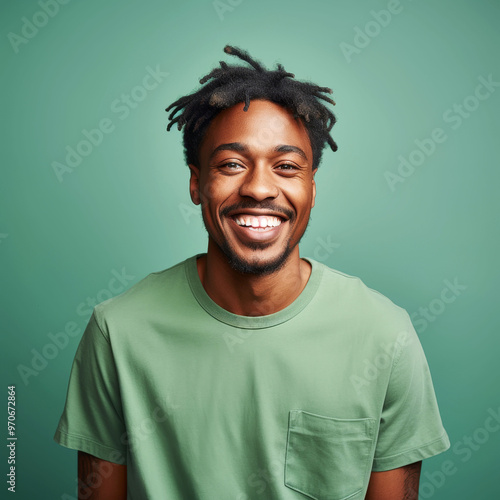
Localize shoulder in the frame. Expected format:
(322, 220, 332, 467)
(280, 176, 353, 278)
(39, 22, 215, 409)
(310, 258, 412, 342)
(92, 255, 194, 332)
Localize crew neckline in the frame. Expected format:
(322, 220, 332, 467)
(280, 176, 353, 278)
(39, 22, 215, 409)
(185, 253, 323, 329)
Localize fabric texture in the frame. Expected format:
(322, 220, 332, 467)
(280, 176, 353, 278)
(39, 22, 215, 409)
(54, 253, 450, 499)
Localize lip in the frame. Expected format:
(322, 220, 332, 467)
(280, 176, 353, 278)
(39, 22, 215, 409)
(227, 208, 289, 221)
(227, 215, 287, 243)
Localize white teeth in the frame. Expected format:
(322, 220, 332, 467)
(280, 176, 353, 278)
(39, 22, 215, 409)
(233, 215, 283, 228)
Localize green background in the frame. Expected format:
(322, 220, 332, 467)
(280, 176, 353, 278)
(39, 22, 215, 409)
(1, 0, 499, 498)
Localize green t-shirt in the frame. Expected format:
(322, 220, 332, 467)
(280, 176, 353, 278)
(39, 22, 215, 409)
(54, 254, 450, 499)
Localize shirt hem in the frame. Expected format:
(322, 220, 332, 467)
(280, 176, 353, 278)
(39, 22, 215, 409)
(53, 428, 127, 465)
(371, 431, 451, 471)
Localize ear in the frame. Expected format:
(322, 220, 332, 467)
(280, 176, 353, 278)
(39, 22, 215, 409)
(188, 164, 201, 205)
(311, 168, 318, 209)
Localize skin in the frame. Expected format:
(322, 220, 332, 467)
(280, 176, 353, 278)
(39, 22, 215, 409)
(80, 98, 422, 498)
(365, 461, 422, 499)
(77, 451, 126, 500)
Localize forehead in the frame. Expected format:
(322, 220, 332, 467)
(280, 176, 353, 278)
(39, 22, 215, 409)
(199, 99, 312, 161)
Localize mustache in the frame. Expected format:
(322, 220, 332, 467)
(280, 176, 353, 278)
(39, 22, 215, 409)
(220, 201, 294, 221)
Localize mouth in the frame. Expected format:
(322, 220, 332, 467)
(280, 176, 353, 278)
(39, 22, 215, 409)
(226, 212, 288, 242)
(232, 214, 284, 230)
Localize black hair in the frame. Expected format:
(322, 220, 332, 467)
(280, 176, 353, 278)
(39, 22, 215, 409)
(165, 45, 338, 170)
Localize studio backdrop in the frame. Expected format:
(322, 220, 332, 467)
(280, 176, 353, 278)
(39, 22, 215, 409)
(1, 0, 499, 498)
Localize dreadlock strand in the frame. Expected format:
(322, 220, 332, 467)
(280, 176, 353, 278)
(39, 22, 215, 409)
(199, 67, 223, 85)
(313, 92, 336, 106)
(224, 45, 265, 72)
(243, 89, 250, 112)
(327, 135, 338, 152)
(165, 44, 338, 169)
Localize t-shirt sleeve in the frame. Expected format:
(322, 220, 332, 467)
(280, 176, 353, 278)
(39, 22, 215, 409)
(371, 313, 450, 471)
(53, 310, 127, 464)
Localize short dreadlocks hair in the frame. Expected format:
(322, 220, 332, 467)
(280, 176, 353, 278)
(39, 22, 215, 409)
(165, 45, 338, 170)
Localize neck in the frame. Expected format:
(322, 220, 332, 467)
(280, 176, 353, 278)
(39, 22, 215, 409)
(196, 239, 311, 316)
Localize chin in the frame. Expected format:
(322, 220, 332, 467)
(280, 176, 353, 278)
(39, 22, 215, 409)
(221, 242, 293, 276)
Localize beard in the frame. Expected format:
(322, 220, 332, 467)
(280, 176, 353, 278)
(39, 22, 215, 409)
(200, 204, 311, 276)
(218, 237, 295, 276)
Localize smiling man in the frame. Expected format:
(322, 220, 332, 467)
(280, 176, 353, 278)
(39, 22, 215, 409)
(54, 45, 450, 499)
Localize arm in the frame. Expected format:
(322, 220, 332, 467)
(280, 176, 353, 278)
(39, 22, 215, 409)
(78, 451, 127, 500)
(365, 461, 421, 500)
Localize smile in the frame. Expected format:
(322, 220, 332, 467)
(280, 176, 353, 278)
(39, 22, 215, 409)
(228, 214, 287, 242)
(233, 215, 282, 230)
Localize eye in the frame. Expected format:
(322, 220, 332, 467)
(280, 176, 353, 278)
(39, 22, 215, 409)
(275, 163, 298, 171)
(221, 162, 244, 170)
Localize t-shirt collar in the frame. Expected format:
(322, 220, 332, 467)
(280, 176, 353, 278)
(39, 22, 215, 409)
(185, 253, 323, 329)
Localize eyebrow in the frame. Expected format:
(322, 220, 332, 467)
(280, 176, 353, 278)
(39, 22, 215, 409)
(208, 142, 308, 162)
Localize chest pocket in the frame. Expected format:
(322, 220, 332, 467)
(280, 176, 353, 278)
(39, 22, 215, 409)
(284, 410, 376, 500)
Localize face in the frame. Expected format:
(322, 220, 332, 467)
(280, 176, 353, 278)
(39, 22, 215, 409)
(188, 99, 317, 275)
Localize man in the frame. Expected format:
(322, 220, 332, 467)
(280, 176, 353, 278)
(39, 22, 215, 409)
(54, 45, 450, 499)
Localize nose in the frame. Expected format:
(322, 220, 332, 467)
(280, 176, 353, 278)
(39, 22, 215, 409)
(238, 164, 279, 201)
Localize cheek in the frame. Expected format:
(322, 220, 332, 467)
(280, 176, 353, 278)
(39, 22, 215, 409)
(198, 176, 220, 208)
(199, 176, 236, 217)
(283, 184, 314, 215)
